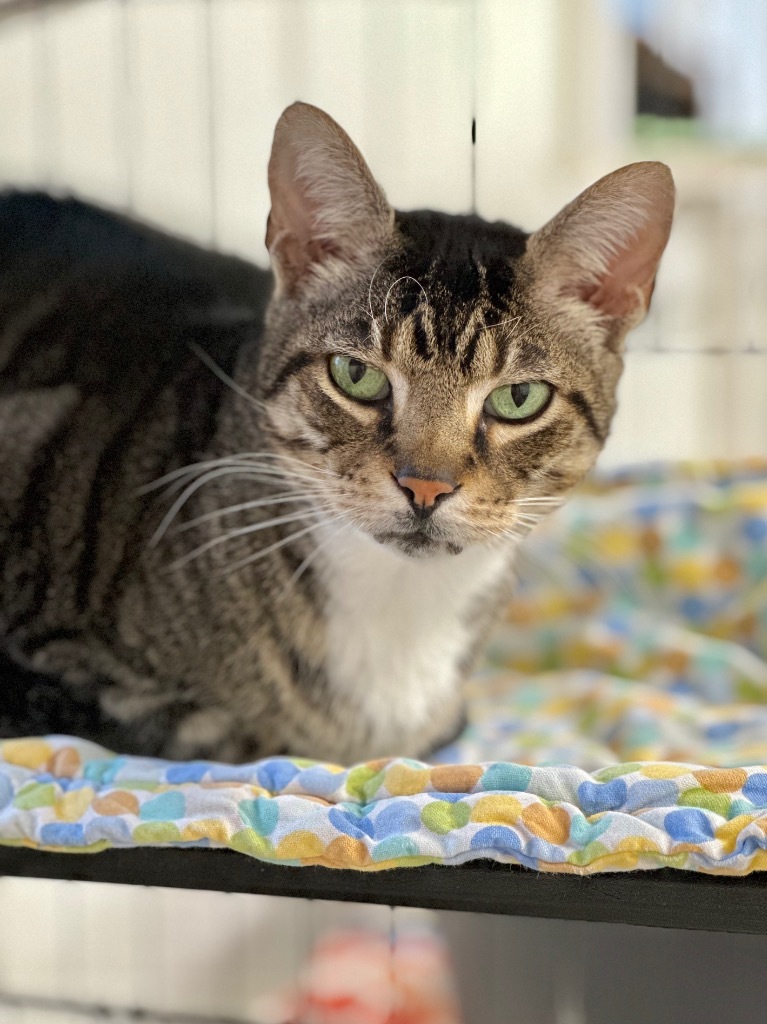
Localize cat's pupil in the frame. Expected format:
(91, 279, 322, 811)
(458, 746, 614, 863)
(348, 358, 367, 384)
(511, 383, 530, 407)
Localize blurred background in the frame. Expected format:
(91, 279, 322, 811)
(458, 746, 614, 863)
(1, 1, 766, 1022)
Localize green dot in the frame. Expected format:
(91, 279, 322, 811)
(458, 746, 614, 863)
(346, 766, 385, 803)
(133, 821, 182, 844)
(595, 763, 642, 781)
(678, 788, 730, 818)
(230, 829, 275, 859)
(14, 783, 56, 810)
(567, 841, 610, 867)
(421, 800, 471, 834)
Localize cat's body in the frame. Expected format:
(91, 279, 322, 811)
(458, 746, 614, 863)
(0, 104, 674, 762)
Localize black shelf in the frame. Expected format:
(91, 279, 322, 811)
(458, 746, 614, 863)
(2, 846, 767, 935)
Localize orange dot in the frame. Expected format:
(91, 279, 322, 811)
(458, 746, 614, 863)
(93, 791, 140, 816)
(324, 836, 372, 868)
(430, 765, 483, 793)
(663, 650, 690, 674)
(520, 803, 571, 844)
(47, 747, 82, 778)
(714, 557, 740, 585)
(693, 768, 747, 793)
(640, 528, 662, 555)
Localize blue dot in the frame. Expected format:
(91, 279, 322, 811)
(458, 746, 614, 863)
(679, 596, 708, 622)
(139, 792, 186, 821)
(577, 778, 628, 816)
(570, 813, 612, 846)
(743, 773, 767, 807)
(166, 762, 210, 784)
(636, 502, 661, 522)
(209, 764, 263, 784)
(744, 517, 767, 543)
(372, 801, 423, 839)
(239, 796, 279, 836)
(665, 808, 715, 844)
(668, 678, 694, 695)
(481, 763, 532, 792)
(729, 799, 755, 819)
(470, 826, 522, 856)
(84, 758, 126, 786)
(329, 806, 375, 840)
(527, 837, 568, 863)
(372, 836, 420, 862)
(622, 779, 679, 813)
(295, 766, 343, 798)
(0, 774, 12, 812)
(40, 822, 88, 847)
(85, 815, 133, 846)
(706, 721, 743, 741)
(255, 760, 300, 793)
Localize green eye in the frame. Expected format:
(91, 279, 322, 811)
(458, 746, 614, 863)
(484, 381, 552, 422)
(329, 355, 390, 402)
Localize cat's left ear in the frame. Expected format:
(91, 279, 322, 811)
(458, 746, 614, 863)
(266, 102, 394, 297)
(525, 162, 675, 338)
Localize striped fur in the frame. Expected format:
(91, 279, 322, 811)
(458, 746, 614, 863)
(0, 104, 673, 762)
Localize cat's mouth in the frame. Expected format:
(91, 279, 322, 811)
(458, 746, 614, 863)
(373, 526, 464, 558)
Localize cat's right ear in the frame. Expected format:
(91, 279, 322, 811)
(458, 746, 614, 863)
(524, 162, 675, 342)
(266, 102, 394, 298)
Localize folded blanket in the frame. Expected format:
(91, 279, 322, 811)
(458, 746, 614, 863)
(1, 460, 766, 875)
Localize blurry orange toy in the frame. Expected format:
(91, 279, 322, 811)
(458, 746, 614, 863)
(264, 928, 464, 1024)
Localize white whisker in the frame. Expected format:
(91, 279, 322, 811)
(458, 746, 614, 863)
(173, 492, 324, 533)
(141, 451, 335, 499)
(217, 520, 328, 577)
(383, 275, 428, 322)
(188, 341, 266, 414)
(481, 314, 522, 334)
(283, 517, 349, 593)
(150, 466, 305, 546)
(166, 509, 319, 572)
(139, 457, 257, 495)
(367, 254, 393, 321)
(161, 461, 326, 501)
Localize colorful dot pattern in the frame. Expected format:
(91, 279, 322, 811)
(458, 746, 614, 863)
(0, 460, 766, 875)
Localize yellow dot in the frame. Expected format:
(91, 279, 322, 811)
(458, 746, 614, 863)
(715, 815, 755, 855)
(2, 739, 53, 770)
(599, 527, 637, 561)
(55, 788, 94, 822)
(670, 557, 709, 589)
(275, 830, 325, 861)
(470, 795, 522, 825)
(182, 819, 230, 844)
(616, 836, 660, 854)
(640, 764, 691, 779)
(384, 764, 430, 796)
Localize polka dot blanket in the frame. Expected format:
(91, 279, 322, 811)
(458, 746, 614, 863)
(1, 460, 766, 875)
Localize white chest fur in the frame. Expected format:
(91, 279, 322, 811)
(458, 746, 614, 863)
(319, 529, 513, 752)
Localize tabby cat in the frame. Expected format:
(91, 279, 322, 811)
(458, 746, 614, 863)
(0, 103, 674, 763)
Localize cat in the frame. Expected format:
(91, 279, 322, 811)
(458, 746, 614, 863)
(0, 102, 674, 764)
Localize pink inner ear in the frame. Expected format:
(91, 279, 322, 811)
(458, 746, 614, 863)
(579, 221, 668, 319)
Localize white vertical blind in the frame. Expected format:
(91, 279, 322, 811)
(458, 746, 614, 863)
(0, 0, 765, 463)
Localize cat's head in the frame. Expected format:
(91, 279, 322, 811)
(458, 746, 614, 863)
(256, 102, 674, 557)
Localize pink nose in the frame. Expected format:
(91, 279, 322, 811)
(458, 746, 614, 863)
(394, 473, 457, 509)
